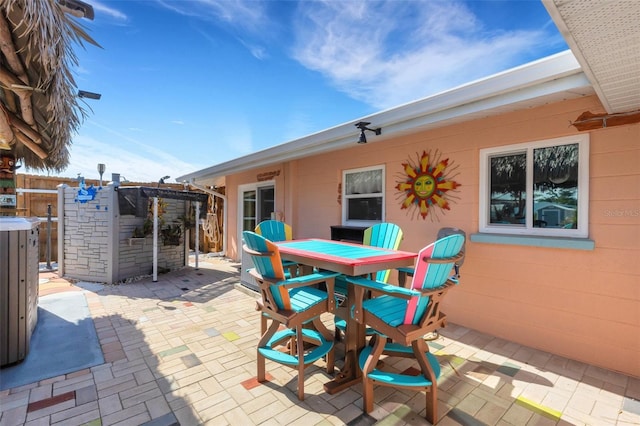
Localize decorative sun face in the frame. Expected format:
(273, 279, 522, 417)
(413, 174, 436, 198)
(395, 150, 460, 220)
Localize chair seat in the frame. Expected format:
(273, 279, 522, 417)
(259, 328, 333, 366)
(358, 345, 441, 387)
(363, 295, 414, 327)
(288, 286, 328, 312)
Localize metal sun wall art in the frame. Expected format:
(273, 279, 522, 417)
(395, 150, 460, 221)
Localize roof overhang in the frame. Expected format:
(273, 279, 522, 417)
(177, 50, 593, 185)
(543, 0, 640, 114)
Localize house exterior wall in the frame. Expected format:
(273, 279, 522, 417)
(222, 95, 639, 377)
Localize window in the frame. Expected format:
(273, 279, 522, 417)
(479, 134, 589, 238)
(342, 165, 385, 226)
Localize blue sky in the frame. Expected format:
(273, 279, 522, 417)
(42, 0, 567, 183)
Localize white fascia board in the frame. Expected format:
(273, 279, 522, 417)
(177, 50, 586, 184)
(373, 50, 582, 127)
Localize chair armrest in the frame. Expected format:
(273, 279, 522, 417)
(345, 276, 419, 298)
(415, 280, 456, 296)
(277, 271, 340, 288)
(346, 276, 419, 324)
(243, 244, 274, 257)
(251, 270, 339, 313)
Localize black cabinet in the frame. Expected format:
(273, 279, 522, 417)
(330, 225, 367, 243)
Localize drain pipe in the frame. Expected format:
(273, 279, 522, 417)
(194, 201, 200, 269)
(187, 181, 227, 257)
(152, 196, 159, 282)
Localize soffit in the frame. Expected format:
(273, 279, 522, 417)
(543, 0, 640, 113)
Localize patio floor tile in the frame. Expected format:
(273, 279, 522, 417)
(1, 256, 638, 426)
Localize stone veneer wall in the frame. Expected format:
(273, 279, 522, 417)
(58, 183, 114, 282)
(117, 197, 186, 281)
(59, 183, 187, 284)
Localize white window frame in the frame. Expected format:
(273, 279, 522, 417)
(479, 134, 589, 238)
(342, 165, 385, 227)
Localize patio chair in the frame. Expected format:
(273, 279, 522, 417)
(334, 222, 404, 339)
(254, 220, 302, 333)
(397, 227, 466, 287)
(255, 219, 299, 277)
(242, 230, 340, 400)
(345, 233, 465, 424)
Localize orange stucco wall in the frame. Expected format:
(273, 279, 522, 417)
(224, 95, 639, 377)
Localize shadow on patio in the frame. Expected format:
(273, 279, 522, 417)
(1, 256, 638, 425)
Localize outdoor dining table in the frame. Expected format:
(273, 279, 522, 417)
(275, 238, 417, 394)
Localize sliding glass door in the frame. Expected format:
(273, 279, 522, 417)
(239, 183, 275, 290)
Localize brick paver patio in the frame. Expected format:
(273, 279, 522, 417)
(1, 257, 638, 426)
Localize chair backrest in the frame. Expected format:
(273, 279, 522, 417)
(255, 220, 293, 242)
(437, 227, 466, 275)
(243, 231, 291, 310)
(363, 223, 403, 283)
(403, 234, 465, 325)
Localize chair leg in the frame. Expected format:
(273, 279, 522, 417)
(260, 313, 268, 336)
(425, 388, 437, 425)
(257, 320, 281, 383)
(257, 351, 266, 383)
(296, 327, 305, 400)
(361, 333, 386, 414)
(413, 339, 438, 424)
(312, 317, 335, 374)
(363, 376, 375, 413)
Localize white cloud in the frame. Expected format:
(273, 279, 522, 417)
(156, 0, 269, 32)
(291, 0, 549, 109)
(89, 1, 128, 22)
(157, 0, 272, 59)
(53, 134, 204, 183)
(238, 38, 268, 60)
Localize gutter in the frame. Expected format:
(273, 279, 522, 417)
(177, 50, 588, 184)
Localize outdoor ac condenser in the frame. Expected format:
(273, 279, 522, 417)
(0, 217, 39, 367)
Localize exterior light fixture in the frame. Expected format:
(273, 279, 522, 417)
(78, 90, 101, 100)
(355, 121, 381, 144)
(57, 0, 95, 20)
(157, 175, 170, 188)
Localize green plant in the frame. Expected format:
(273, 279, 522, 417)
(132, 197, 167, 238)
(161, 223, 182, 245)
(177, 212, 195, 229)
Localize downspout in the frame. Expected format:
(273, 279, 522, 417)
(152, 196, 159, 282)
(187, 181, 227, 256)
(57, 184, 67, 276)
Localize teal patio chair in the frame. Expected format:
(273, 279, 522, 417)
(255, 219, 299, 277)
(334, 222, 404, 339)
(254, 220, 301, 333)
(242, 231, 340, 401)
(398, 227, 466, 287)
(345, 233, 465, 424)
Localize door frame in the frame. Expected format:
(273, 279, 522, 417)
(238, 181, 276, 290)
